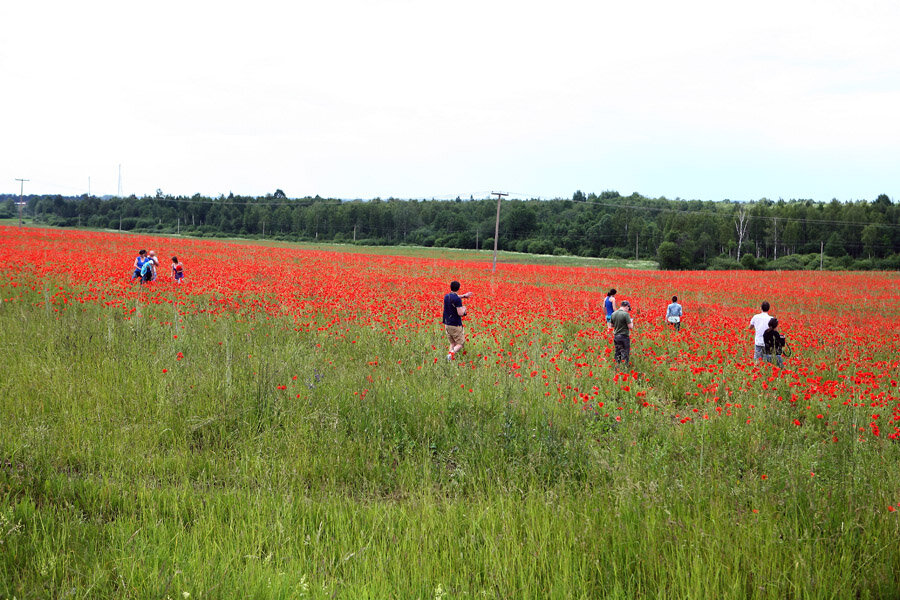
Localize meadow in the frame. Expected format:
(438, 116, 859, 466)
(1, 226, 899, 599)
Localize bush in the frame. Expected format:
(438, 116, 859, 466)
(836, 255, 855, 270)
(657, 242, 681, 270)
(740, 254, 757, 270)
(119, 217, 138, 231)
(876, 253, 900, 270)
(851, 258, 875, 271)
(766, 255, 805, 270)
(526, 239, 555, 255)
(707, 256, 743, 270)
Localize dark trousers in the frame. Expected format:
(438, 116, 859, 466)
(614, 334, 631, 365)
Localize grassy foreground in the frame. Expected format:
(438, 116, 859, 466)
(1, 288, 899, 599)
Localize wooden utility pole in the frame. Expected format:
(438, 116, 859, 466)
(15, 178, 29, 227)
(491, 191, 508, 273)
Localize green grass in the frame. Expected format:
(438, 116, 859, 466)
(3, 221, 659, 269)
(1, 289, 898, 598)
(234, 242, 660, 270)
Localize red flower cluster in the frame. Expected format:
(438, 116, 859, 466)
(1, 226, 898, 442)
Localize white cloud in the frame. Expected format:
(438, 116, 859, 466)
(1, 0, 897, 200)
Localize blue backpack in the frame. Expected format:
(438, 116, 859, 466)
(140, 259, 155, 281)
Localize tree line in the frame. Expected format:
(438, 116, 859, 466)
(2, 190, 897, 270)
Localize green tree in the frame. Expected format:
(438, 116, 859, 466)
(824, 232, 846, 257)
(657, 241, 681, 270)
(860, 224, 888, 259)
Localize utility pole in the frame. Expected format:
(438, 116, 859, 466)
(15, 178, 29, 227)
(491, 191, 508, 273)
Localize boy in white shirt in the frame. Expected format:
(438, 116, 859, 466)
(748, 301, 771, 361)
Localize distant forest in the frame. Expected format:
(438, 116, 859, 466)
(2, 190, 898, 270)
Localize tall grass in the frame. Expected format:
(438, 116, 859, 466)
(1, 286, 898, 598)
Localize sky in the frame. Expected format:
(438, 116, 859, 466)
(1, 0, 898, 202)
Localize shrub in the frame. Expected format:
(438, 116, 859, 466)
(876, 253, 900, 270)
(527, 239, 555, 255)
(740, 254, 757, 270)
(767, 255, 806, 270)
(657, 242, 681, 270)
(707, 256, 743, 270)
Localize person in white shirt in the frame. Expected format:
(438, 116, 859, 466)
(748, 301, 771, 361)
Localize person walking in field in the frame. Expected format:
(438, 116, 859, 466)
(665, 295, 683, 331)
(749, 301, 772, 361)
(763, 317, 786, 367)
(139, 258, 155, 284)
(443, 280, 473, 361)
(131, 249, 148, 281)
(604, 289, 617, 330)
(171, 256, 185, 284)
(610, 300, 634, 367)
(139, 250, 160, 284)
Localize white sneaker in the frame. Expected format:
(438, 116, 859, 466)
(446, 353, 453, 361)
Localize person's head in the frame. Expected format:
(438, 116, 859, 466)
(607, 288, 617, 297)
(768, 317, 778, 329)
(672, 296, 678, 303)
(620, 300, 631, 311)
(450, 281, 461, 292)
(761, 301, 770, 312)
(138, 249, 146, 256)
(172, 256, 178, 263)
(149, 250, 156, 257)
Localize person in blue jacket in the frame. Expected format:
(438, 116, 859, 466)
(665, 295, 683, 331)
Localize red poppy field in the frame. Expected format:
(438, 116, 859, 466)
(1, 225, 899, 598)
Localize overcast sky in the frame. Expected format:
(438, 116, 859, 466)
(1, 0, 898, 202)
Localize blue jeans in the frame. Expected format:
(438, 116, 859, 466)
(765, 354, 783, 367)
(754, 345, 766, 360)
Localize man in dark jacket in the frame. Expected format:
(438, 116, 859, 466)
(443, 280, 473, 361)
(610, 300, 634, 366)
